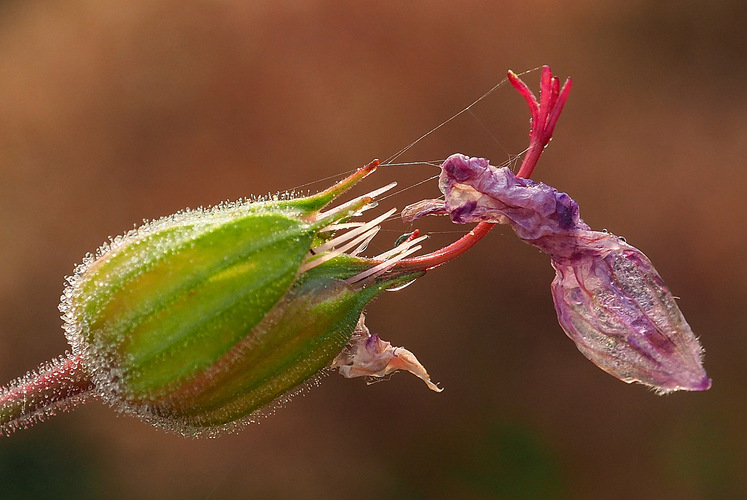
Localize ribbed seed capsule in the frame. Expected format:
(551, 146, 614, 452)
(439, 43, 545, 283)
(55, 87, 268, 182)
(40, 162, 429, 437)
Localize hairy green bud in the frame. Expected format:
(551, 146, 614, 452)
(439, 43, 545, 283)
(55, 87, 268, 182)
(2, 161, 441, 437)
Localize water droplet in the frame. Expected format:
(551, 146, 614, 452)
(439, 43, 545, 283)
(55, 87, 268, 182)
(386, 278, 417, 292)
(394, 232, 415, 247)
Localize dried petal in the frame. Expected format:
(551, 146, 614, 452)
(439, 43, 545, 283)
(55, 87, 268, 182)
(332, 315, 442, 392)
(551, 238, 710, 393)
(408, 153, 710, 393)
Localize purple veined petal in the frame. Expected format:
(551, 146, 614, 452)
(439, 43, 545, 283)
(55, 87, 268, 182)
(551, 236, 711, 393)
(436, 154, 590, 246)
(405, 153, 711, 393)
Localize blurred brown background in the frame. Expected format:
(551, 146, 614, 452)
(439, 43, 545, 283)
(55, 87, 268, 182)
(1, 1, 745, 499)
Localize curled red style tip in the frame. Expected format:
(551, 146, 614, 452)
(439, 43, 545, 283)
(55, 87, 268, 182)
(397, 66, 572, 271)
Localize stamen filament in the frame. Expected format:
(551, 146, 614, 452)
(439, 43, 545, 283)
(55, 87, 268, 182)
(347, 244, 423, 284)
(373, 235, 429, 260)
(300, 226, 381, 273)
(312, 208, 396, 255)
(317, 182, 397, 220)
(350, 229, 381, 256)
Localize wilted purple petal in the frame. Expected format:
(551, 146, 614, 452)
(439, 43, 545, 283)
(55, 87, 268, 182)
(409, 153, 710, 393)
(331, 315, 442, 392)
(551, 236, 710, 393)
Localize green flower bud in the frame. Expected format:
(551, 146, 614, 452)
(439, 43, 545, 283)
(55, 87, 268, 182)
(2, 161, 444, 437)
(68, 162, 432, 436)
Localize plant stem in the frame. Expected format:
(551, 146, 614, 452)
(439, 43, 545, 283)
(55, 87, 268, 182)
(0, 353, 94, 435)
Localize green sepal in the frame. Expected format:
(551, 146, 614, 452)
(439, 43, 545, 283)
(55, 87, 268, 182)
(150, 271, 421, 434)
(58, 160, 425, 436)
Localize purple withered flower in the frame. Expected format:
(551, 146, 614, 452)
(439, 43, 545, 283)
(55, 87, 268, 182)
(2, 63, 704, 440)
(405, 153, 711, 393)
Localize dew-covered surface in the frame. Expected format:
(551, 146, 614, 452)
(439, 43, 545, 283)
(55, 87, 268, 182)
(1, 2, 746, 499)
(49, 166, 410, 438)
(420, 154, 709, 393)
(0, 354, 93, 435)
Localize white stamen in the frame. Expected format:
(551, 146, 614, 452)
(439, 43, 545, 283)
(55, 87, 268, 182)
(360, 182, 398, 202)
(346, 244, 422, 284)
(300, 226, 381, 273)
(350, 229, 380, 256)
(320, 222, 365, 232)
(312, 208, 396, 255)
(373, 235, 428, 260)
(317, 182, 397, 220)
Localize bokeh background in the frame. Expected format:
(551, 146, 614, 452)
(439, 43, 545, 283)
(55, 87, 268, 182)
(1, 1, 745, 499)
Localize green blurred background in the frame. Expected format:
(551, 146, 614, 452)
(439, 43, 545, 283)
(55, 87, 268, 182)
(1, 1, 745, 498)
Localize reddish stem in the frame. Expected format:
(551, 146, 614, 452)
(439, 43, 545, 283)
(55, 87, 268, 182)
(395, 66, 571, 271)
(393, 221, 495, 271)
(0, 353, 94, 434)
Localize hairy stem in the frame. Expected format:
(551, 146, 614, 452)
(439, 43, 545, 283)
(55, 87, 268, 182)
(1, 353, 94, 435)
